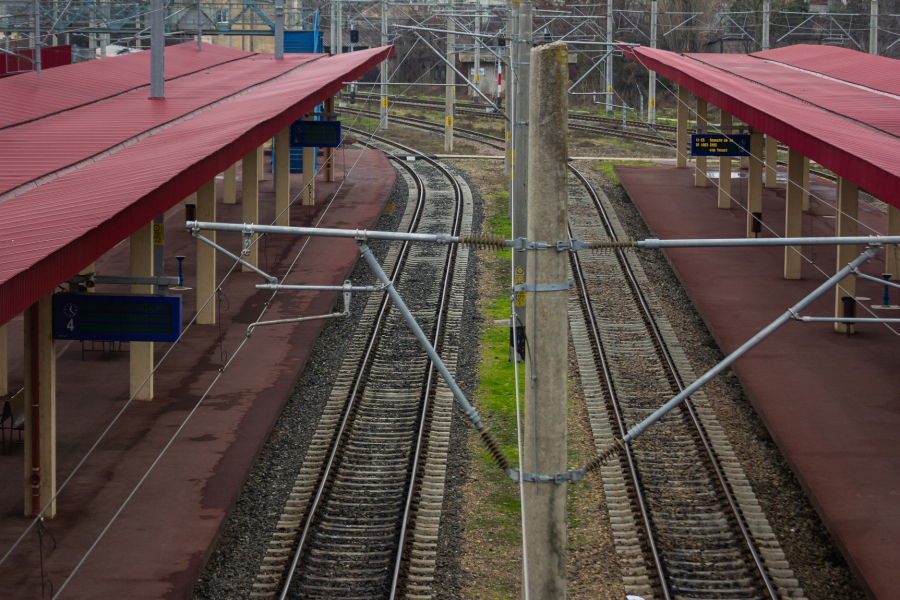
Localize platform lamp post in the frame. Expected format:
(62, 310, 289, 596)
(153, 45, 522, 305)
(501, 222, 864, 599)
(150, 0, 164, 98)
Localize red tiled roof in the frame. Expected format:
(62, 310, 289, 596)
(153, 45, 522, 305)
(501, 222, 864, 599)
(0, 52, 321, 197)
(754, 45, 900, 97)
(625, 46, 900, 211)
(686, 52, 900, 139)
(0, 43, 253, 129)
(0, 45, 393, 327)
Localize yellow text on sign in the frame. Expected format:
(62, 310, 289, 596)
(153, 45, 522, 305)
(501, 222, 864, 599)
(153, 223, 164, 246)
(514, 266, 526, 306)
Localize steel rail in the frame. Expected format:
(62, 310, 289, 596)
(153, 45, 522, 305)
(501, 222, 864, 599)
(567, 220, 671, 600)
(569, 164, 779, 599)
(340, 107, 506, 150)
(277, 138, 430, 600)
(278, 129, 465, 599)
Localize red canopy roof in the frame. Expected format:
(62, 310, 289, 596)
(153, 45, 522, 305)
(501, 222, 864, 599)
(0, 44, 393, 327)
(625, 45, 900, 211)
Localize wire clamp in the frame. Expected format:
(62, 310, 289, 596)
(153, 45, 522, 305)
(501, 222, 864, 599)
(509, 469, 585, 484)
(510, 237, 550, 251)
(556, 239, 591, 252)
(513, 281, 573, 293)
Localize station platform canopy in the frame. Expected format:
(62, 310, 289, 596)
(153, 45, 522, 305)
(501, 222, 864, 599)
(624, 45, 900, 210)
(0, 42, 393, 327)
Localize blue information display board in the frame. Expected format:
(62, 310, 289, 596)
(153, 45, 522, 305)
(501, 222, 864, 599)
(290, 121, 342, 148)
(53, 293, 182, 343)
(691, 134, 751, 157)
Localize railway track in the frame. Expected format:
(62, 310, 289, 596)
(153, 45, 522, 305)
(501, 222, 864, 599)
(566, 165, 806, 600)
(356, 92, 679, 134)
(343, 101, 677, 149)
(249, 132, 475, 599)
(339, 107, 505, 150)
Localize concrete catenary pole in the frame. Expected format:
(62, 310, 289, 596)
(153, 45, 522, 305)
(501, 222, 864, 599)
(330, 0, 336, 52)
(511, 1, 531, 361)
(275, 0, 284, 59)
(151, 0, 164, 98)
(197, 0, 202, 49)
(870, 0, 879, 54)
(648, 0, 657, 125)
(444, 0, 455, 152)
(523, 40, 569, 598)
(381, 0, 388, 129)
(606, 0, 614, 114)
(504, 0, 513, 177)
(762, 0, 770, 50)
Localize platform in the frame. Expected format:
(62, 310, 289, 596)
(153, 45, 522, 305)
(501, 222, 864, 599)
(617, 165, 900, 600)
(0, 148, 396, 598)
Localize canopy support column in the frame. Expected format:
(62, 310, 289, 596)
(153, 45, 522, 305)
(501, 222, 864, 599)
(834, 177, 859, 333)
(694, 97, 707, 187)
(242, 149, 259, 270)
(747, 128, 763, 238)
(223, 163, 237, 204)
(130, 223, 154, 400)
(765, 134, 778, 188)
(887, 206, 900, 278)
(717, 110, 732, 209)
(24, 295, 56, 517)
(196, 178, 216, 325)
(676, 86, 688, 168)
(785, 148, 804, 279)
(275, 126, 291, 226)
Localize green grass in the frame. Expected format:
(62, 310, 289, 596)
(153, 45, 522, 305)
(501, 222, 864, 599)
(591, 160, 659, 186)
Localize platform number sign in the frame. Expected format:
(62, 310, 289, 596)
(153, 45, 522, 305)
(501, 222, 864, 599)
(691, 134, 751, 157)
(53, 293, 182, 343)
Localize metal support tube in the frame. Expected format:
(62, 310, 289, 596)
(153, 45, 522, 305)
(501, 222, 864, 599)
(797, 316, 900, 323)
(197, 0, 202, 49)
(256, 284, 380, 292)
(188, 220, 462, 244)
(605, 0, 613, 114)
(762, 0, 771, 50)
(623, 248, 876, 443)
(191, 230, 277, 283)
(150, 0, 164, 98)
(380, 0, 388, 128)
(34, 0, 41, 76)
(637, 236, 900, 249)
(854, 269, 900, 291)
(358, 243, 483, 430)
(412, 32, 502, 113)
(870, 0, 878, 54)
(648, 0, 657, 125)
(275, 0, 284, 59)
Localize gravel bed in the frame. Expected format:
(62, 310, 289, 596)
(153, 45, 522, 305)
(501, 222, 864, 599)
(581, 167, 867, 600)
(191, 170, 409, 600)
(429, 162, 485, 600)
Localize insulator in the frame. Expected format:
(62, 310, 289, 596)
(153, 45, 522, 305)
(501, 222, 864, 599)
(480, 427, 511, 471)
(458, 233, 507, 249)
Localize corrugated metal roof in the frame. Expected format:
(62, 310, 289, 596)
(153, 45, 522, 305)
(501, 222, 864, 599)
(626, 46, 900, 211)
(0, 46, 393, 327)
(0, 43, 253, 129)
(0, 53, 322, 197)
(686, 53, 900, 139)
(753, 45, 900, 97)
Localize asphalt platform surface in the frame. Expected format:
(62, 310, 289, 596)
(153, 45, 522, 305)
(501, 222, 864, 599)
(617, 164, 899, 600)
(0, 148, 395, 599)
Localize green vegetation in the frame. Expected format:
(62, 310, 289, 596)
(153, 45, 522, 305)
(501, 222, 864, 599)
(591, 160, 659, 186)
